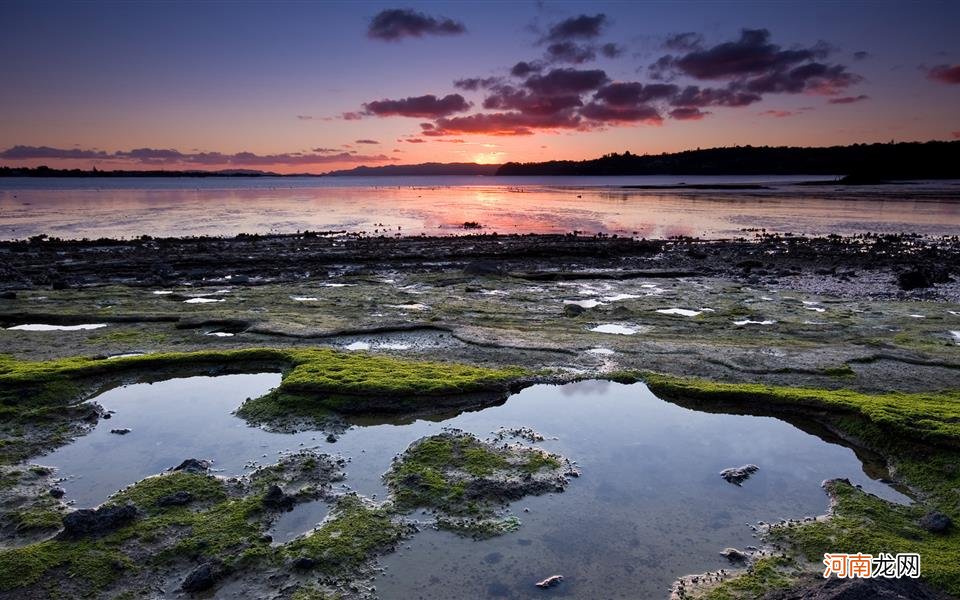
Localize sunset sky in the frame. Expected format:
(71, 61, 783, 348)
(1, 0, 958, 173)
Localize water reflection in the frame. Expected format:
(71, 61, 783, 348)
(1, 176, 958, 240)
(39, 374, 911, 599)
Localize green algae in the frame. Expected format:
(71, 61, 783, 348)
(769, 480, 960, 595)
(0, 349, 529, 463)
(699, 556, 796, 600)
(640, 372, 960, 449)
(385, 432, 567, 519)
(283, 494, 405, 572)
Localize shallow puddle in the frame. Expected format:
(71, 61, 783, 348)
(6, 323, 107, 331)
(589, 324, 638, 335)
(39, 375, 909, 599)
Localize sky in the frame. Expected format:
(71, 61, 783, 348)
(1, 0, 958, 173)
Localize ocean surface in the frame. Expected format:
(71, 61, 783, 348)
(1, 175, 959, 240)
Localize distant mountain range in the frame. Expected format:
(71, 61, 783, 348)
(3, 141, 958, 180)
(324, 162, 501, 176)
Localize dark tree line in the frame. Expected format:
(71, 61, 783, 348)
(495, 140, 960, 179)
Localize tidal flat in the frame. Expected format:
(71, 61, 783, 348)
(0, 232, 958, 599)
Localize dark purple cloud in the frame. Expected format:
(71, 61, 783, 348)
(669, 107, 709, 120)
(0, 146, 393, 165)
(363, 94, 472, 118)
(853, 51, 870, 60)
(543, 14, 607, 42)
(600, 43, 623, 58)
(483, 85, 583, 115)
(671, 85, 762, 108)
(928, 64, 960, 84)
(355, 139, 379, 144)
(510, 61, 542, 77)
(744, 62, 861, 95)
(0, 145, 110, 160)
(524, 68, 609, 96)
(828, 94, 869, 104)
(594, 82, 679, 106)
(453, 77, 501, 91)
(664, 32, 704, 52)
(545, 41, 596, 64)
(367, 9, 465, 41)
(580, 102, 661, 124)
(668, 29, 823, 80)
(422, 111, 583, 136)
(649, 29, 861, 100)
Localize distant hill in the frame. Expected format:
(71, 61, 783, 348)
(325, 162, 501, 177)
(495, 141, 960, 179)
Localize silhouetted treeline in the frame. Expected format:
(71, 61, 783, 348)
(0, 166, 313, 178)
(496, 141, 960, 179)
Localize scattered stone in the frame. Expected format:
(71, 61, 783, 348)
(897, 266, 950, 290)
(919, 511, 952, 533)
(171, 458, 211, 473)
(464, 260, 502, 276)
(720, 464, 759, 486)
(49, 487, 65, 499)
(720, 548, 748, 562)
(326, 433, 338, 443)
(563, 303, 586, 317)
(262, 484, 295, 511)
(109, 428, 131, 435)
(156, 491, 195, 507)
(291, 556, 317, 570)
(61, 503, 137, 537)
(181, 560, 227, 593)
(536, 575, 564, 589)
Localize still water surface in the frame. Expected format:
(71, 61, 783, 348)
(41, 374, 908, 599)
(2, 176, 958, 239)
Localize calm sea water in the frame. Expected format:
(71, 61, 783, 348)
(1, 175, 959, 240)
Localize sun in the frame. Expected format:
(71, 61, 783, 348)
(472, 152, 504, 164)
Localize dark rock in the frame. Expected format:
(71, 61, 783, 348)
(464, 260, 502, 276)
(720, 547, 748, 562)
(49, 487, 65, 499)
(61, 503, 137, 537)
(157, 491, 195, 507)
(171, 458, 211, 473)
(610, 305, 632, 318)
(262, 485, 295, 511)
(291, 556, 317, 570)
(737, 259, 763, 270)
(762, 575, 953, 599)
(181, 560, 227, 593)
(326, 433, 338, 443)
(562, 304, 586, 317)
(719, 464, 759, 486)
(898, 266, 951, 291)
(919, 511, 952, 533)
(109, 428, 131, 435)
(101, 412, 111, 419)
(0, 291, 16, 299)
